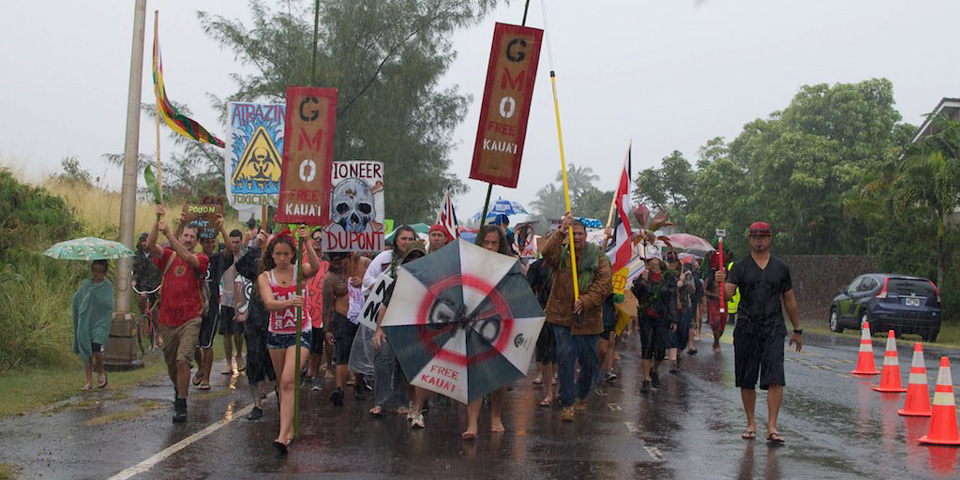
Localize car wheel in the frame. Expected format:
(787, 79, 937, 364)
(829, 308, 843, 333)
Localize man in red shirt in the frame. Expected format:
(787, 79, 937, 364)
(146, 205, 210, 423)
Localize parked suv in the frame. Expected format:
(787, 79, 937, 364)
(828, 274, 941, 342)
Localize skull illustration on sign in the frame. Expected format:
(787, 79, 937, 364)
(331, 178, 375, 232)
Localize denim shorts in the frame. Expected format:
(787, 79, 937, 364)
(267, 331, 312, 350)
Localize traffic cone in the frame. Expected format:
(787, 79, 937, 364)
(898, 343, 932, 417)
(918, 357, 960, 446)
(873, 330, 906, 392)
(851, 321, 879, 375)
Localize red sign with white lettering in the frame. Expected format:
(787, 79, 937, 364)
(275, 87, 338, 225)
(469, 23, 543, 188)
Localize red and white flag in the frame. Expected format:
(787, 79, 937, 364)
(607, 145, 633, 272)
(437, 191, 460, 238)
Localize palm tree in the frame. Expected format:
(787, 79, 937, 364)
(555, 164, 599, 206)
(892, 113, 960, 287)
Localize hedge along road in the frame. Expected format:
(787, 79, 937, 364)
(1, 331, 959, 479)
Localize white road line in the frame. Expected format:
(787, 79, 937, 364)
(108, 403, 254, 480)
(624, 421, 639, 432)
(644, 446, 664, 460)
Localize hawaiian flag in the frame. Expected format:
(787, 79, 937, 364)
(437, 191, 460, 238)
(152, 13, 224, 148)
(608, 145, 633, 272)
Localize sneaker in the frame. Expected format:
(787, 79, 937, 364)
(560, 406, 575, 422)
(573, 398, 587, 413)
(311, 377, 322, 391)
(362, 375, 374, 392)
(641, 380, 652, 393)
(411, 413, 425, 429)
(330, 388, 344, 407)
(605, 369, 618, 383)
(650, 372, 660, 389)
(245, 406, 263, 422)
(172, 398, 187, 423)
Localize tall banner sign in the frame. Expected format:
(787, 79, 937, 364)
(469, 23, 543, 188)
(225, 102, 285, 208)
(275, 87, 338, 225)
(322, 160, 385, 253)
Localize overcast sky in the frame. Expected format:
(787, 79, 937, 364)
(3, 0, 959, 223)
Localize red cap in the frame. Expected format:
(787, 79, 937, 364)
(748, 221, 771, 237)
(429, 224, 454, 243)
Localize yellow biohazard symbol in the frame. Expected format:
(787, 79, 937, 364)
(232, 126, 282, 189)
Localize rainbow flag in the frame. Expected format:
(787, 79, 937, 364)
(152, 13, 224, 148)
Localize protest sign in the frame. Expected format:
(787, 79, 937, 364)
(225, 102, 285, 207)
(322, 160, 385, 253)
(182, 202, 223, 239)
(358, 272, 393, 331)
(469, 23, 543, 188)
(275, 87, 338, 225)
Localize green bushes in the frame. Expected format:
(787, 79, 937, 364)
(0, 169, 83, 372)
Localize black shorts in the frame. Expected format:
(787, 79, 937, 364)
(600, 296, 617, 340)
(198, 306, 219, 349)
(734, 326, 786, 390)
(333, 312, 358, 365)
(218, 306, 244, 335)
(310, 327, 325, 355)
(639, 316, 668, 361)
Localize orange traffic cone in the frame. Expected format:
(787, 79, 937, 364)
(918, 357, 960, 446)
(851, 321, 879, 375)
(873, 330, 906, 392)
(898, 343, 932, 417)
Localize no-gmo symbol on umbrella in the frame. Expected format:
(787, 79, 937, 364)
(417, 274, 515, 367)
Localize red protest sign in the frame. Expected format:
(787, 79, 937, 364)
(469, 23, 543, 188)
(275, 87, 338, 225)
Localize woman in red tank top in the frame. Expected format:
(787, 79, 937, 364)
(257, 226, 321, 455)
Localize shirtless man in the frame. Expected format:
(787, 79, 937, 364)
(323, 251, 369, 405)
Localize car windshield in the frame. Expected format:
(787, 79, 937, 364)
(888, 278, 934, 297)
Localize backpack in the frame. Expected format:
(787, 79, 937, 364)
(161, 252, 210, 318)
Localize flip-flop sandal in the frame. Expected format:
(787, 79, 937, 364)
(81, 385, 92, 391)
(539, 399, 552, 407)
(766, 432, 786, 444)
(192, 374, 202, 386)
(221, 369, 234, 375)
(741, 430, 756, 440)
(461, 431, 477, 440)
(198, 384, 211, 390)
(369, 407, 383, 417)
(98, 375, 108, 389)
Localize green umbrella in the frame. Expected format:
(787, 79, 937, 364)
(384, 223, 430, 244)
(43, 237, 135, 261)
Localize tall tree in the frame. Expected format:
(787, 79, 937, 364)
(199, 0, 500, 223)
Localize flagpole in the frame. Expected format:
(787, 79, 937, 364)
(478, 0, 532, 230)
(153, 11, 163, 201)
(602, 141, 631, 251)
(540, 0, 579, 301)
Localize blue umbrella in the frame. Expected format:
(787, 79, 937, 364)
(473, 198, 529, 222)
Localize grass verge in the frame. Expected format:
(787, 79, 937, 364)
(806, 318, 960, 347)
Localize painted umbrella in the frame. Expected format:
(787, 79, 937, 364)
(472, 197, 529, 222)
(43, 237, 135, 260)
(664, 233, 715, 256)
(381, 238, 545, 404)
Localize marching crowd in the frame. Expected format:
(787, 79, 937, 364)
(73, 205, 802, 454)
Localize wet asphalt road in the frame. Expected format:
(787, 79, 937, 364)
(2, 329, 959, 480)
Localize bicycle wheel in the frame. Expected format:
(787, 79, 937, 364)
(137, 313, 152, 355)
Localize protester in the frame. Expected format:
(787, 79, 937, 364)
(372, 241, 427, 422)
(461, 225, 518, 437)
(687, 259, 704, 355)
(323, 250, 367, 406)
(715, 221, 801, 444)
(597, 294, 618, 384)
(133, 232, 161, 318)
(305, 228, 328, 391)
(146, 205, 209, 423)
(631, 250, 677, 394)
(541, 214, 613, 422)
(233, 229, 275, 422)
(527, 250, 557, 406)
(218, 230, 245, 375)
(428, 223, 454, 253)
(258, 226, 321, 454)
(665, 252, 695, 373)
(192, 215, 231, 390)
(705, 251, 727, 352)
(72, 260, 113, 390)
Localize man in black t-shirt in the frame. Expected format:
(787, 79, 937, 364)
(716, 221, 801, 445)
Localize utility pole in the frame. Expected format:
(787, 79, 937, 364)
(106, 0, 147, 370)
